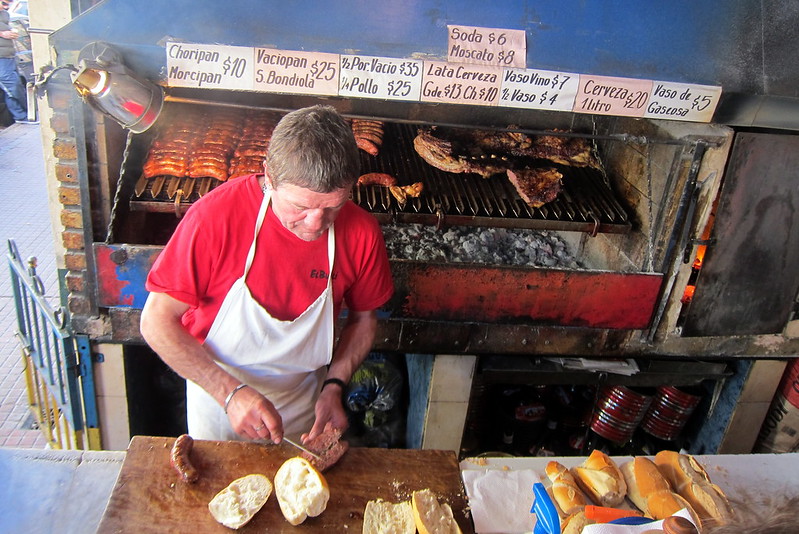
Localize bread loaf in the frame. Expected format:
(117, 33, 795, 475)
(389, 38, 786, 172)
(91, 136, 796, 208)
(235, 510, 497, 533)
(208, 473, 272, 529)
(654, 451, 710, 489)
(411, 488, 463, 534)
(362, 499, 415, 534)
(621, 457, 672, 514)
(571, 450, 627, 507)
(654, 451, 733, 526)
(561, 509, 591, 534)
(621, 456, 701, 527)
(274, 456, 330, 525)
(545, 461, 588, 516)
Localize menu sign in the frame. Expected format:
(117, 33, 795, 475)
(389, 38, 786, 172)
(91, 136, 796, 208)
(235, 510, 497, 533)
(574, 75, 652, 117)
(421, 60, 501, 106)
(166, 42, 253, 90)
(339, 55, 423, 101)
(500, 67, 579, 111)
(253, 48, 340, 96)
(644, 81, 722, 122)
(447, 25, 526, 68)
(163, 42, 722, 124)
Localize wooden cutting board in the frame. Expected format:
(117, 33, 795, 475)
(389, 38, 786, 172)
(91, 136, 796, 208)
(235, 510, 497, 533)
(96, 436, 474, 533)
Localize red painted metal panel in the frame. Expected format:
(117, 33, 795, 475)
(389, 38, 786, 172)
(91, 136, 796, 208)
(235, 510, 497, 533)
(94, 244, 662, 330)
(400, 265, 662, 329)
(94, 244, 163, 308)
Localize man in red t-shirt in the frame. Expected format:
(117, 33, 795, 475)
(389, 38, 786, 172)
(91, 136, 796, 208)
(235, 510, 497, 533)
(141, 105, 394, 446)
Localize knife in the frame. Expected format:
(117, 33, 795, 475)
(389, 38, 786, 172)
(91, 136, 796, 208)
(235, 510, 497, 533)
(282, 436, 322, 461)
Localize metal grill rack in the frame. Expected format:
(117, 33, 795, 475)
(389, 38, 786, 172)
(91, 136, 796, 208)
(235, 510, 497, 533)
(128, 121, 632, 234)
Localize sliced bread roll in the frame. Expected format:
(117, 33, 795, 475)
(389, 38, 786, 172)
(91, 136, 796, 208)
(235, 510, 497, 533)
(411, 488, 463, 534)
(621, 457, 673, 514)
(561, 509, 591, 534)
(571, 450, 627, 507)
(363, 499, 415, 534)
(208, 473, 272, 529)
(680, 481, 734, 524)
(621, 456, 701, 527)
(545, 461, 588, 516)
(654, 450, 733, 525)
(646, 491, 700, 526)
(274, 456, 330, 525)
(653, 451, 710, 489)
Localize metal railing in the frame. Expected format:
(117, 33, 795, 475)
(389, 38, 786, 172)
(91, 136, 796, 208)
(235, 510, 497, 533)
(7, 239, 100, 449)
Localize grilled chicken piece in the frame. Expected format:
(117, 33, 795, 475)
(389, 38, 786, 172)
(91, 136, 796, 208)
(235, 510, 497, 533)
(389, 182, 424, 206)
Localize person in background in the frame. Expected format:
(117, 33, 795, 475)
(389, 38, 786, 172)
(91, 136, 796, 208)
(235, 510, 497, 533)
(0, 0, 29, 124)
(140, 105, 394, 446)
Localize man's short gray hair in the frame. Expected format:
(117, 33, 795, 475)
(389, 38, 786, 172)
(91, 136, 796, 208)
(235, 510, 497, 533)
(266, 105, 360, 192)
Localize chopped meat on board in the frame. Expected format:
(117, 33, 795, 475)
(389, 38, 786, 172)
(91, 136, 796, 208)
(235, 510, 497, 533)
(300, 425, 350, 472)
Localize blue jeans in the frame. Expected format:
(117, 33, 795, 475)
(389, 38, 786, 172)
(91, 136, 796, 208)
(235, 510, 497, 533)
(0, 57, 27, 121)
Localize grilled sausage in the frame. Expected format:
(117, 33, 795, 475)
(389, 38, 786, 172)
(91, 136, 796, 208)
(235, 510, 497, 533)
(358, 172, 397, 187)
(189, 165, 229, 181)
(170, 434, 199, 483)
(143, 164, 188, 178)
(353, 130, 384, 146)
(356, 138, 380, 156)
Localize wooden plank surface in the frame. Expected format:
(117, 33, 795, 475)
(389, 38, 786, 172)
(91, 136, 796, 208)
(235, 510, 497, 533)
(97, 436, 474, 533)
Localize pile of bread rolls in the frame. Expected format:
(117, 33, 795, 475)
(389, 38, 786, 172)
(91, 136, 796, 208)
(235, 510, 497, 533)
(544, 450, 733, 533)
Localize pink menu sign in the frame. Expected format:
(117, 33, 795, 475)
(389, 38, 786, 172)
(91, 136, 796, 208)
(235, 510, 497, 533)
(574, 75, 653, 117)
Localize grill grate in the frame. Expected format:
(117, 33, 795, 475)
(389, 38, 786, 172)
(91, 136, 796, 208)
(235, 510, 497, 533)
(354, 123, 631, 234)
(129, 121, 632, 234)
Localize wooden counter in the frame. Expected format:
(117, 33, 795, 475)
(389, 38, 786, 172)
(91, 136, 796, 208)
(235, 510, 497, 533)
(97, 436, 473, 533)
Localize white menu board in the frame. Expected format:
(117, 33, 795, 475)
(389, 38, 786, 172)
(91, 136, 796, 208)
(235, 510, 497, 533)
(253, 48, 340, 96)
(421, 60, 502, 106)
(574, 75, 652, 117)
(447, 25, 526, 68)
(500, 67, 580, 111)
(339, 55, 423, 101)
(166, 42, 254, 90)
(644, 81, 722, 122)
(162, 42, 722, 124)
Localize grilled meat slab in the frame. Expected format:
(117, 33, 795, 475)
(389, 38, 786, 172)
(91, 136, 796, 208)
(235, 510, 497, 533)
(413, 126, 598, 207)
(506, 168, 564, 208)
(414, 126, 598, 172)
(413, 128, 505, 177)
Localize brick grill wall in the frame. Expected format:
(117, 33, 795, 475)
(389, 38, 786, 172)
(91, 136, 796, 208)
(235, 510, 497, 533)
(47, 83, 93, 331)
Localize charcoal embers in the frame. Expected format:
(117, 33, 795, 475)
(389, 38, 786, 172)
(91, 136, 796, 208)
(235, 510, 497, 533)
(381, 224, 581, 268)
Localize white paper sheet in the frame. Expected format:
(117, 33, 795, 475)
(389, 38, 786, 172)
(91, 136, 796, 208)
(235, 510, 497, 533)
(582, 508, 696, 533)
(460, 468, 540, 533)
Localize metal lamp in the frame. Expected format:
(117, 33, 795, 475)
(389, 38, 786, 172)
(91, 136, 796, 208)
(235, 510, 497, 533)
(70, 42, 163, 133)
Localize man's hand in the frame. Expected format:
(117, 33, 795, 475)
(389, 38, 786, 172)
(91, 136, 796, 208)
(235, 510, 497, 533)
(226, 385, 284, 442)
(1, 29, 18, 39)
(304, 385, 348, 442)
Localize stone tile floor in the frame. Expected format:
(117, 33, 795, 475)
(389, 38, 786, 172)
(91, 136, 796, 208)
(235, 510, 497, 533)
(0, 122, 57, 448)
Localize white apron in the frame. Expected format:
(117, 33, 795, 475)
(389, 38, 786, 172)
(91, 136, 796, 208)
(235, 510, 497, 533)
(186, 188, 335, 440)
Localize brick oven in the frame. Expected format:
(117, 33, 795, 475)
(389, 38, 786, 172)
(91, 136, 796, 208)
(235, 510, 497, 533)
(38, 0, 799, 453)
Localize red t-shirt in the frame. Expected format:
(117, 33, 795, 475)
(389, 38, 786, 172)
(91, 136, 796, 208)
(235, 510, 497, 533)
(146, 174, 394, 342)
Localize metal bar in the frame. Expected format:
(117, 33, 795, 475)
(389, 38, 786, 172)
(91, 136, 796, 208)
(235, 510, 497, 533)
(76, 334, 100, 432)
(71, 96, 100, 317)
(645, 142, 709, 342)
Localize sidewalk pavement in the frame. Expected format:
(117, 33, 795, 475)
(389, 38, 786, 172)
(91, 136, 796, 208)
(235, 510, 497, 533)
(0, 122, 56, 448)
